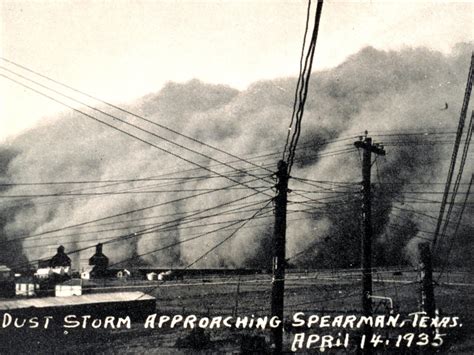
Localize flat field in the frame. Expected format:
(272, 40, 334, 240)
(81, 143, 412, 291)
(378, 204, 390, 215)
(1, 269, 472, 354)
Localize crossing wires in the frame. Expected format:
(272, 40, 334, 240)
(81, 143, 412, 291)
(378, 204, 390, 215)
(282, 0, 324, 175)
(432, 52, 473, 247)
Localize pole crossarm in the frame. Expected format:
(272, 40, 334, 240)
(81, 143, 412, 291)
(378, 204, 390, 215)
(354, 140, 386, 156)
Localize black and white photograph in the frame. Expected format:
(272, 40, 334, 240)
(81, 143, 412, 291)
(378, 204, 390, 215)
(0, 0, 473, 353)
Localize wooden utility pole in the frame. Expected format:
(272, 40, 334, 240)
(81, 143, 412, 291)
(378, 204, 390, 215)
(354, 134, 385, 352)
(418, 242, 436, 318)
(271, 160, 289, 354)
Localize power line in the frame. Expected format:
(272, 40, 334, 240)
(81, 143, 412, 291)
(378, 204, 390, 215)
(372, 131, 457, 137)
(374, 181, 473, 186)
(20, 205, 276, 251)
(19, 205, 361, 252)
(2, 65, 359, 215)
(0, 58, 277, 177)
(385, 224, 434, 243)
(436, 174, 473, 282)
(436, 110, 474, 251)
(1, 136, 359, 212)
(111, 199, 272, 272)
(285, 0, 324, 174)
(8, 187, 273, 270)
(282, 0, 312, 160)
(291, 177, 357, 185)
(2, 170, 270, 211)
(432, 52, 474, 247)
(2, 137, 359, 210)
(15, 190, 273, 254)
(0, 174, 266, 187)
(62, 197, 271, 231)
(16, 200, 274, 246)
(180, 201, 273, 269)
(0, 71, 274, 199)
(0, 185, 269, 198)
(391, 205, 472, 229)
(4, 175, 267, 243)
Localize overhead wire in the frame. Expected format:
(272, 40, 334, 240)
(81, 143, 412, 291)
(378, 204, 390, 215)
(101, 200, 272, 267)
(8, 187, 273, 269)
(436, 110, 474, 252)
(432, 52, 473, 247)
(1, 64, 367, 215)
(1, 59, 335, 217)
(0, 70, 274, 199)
(0, 185, 270, 199)
(282, 0, 312, 160)
(4, 175, 267, 244)
(0, 57, 279, 178)
(286, 0, 324, 174)
(12, 198, 274, 246)
(129, 200, 274, 299)
(435, 174, 473, 282)
(18, 204, 361, 252)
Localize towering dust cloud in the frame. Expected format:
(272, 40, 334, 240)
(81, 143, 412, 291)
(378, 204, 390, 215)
(1, 44, 472, 270)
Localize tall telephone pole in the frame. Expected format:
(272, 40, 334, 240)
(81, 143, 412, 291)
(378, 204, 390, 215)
(418, 242, 436, 318)
(271, 160, 289, 354)
(354, 133, 385, 351)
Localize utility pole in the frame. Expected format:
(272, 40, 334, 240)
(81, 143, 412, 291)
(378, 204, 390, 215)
(354, 133, 385, 352)
(271, 160, 289, 354)
(418, 242, 436, 350)
(418, 242, 436, 318)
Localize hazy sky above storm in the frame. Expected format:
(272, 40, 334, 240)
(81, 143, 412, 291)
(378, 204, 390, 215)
(0, 0, 472, 141)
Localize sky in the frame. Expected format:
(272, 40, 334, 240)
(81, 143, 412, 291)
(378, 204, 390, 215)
(0, 0, 472, 142)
